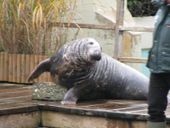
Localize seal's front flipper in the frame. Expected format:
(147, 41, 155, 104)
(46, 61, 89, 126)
(62, 88, 78, 104)
(28, 58, 51, 82)
(61, 81, 95, 105)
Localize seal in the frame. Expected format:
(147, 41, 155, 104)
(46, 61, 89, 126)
(28, 38, 149, 105)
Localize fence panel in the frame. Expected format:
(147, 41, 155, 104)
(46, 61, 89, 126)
(0, 52, 52, 83)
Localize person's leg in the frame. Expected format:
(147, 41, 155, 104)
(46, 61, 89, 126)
(164, 73, 170, 88)
(147, 73, 169, 128)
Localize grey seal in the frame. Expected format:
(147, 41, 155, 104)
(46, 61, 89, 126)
(28, 38, 149, 104)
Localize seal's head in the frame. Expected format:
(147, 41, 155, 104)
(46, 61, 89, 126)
(63, 38, 102, 66)
(84, 38, 102, 61)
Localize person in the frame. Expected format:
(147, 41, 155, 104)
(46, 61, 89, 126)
(147, 0, 170, 128)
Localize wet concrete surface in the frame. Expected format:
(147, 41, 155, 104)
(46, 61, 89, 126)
(0, 83, 159, 121)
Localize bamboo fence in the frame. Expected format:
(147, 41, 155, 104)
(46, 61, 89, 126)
(0, 52, 51, 83)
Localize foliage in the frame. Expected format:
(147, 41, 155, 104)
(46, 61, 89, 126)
(0, 0, 77, 54)
(127, 0, 158, 17)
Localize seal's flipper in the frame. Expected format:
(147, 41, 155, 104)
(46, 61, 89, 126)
(28, 58, 51, 82)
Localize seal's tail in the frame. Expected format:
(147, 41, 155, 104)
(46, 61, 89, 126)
(27, 58, 51, 82)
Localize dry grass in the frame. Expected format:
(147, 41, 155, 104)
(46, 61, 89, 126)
(0, 0, 77, 54)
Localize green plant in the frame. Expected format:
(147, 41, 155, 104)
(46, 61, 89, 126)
(127, 0, 158, 17)
(0, 0, 77, 54)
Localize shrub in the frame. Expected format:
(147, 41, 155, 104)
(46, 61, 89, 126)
(0, 0, 77, 54)
(127, 0, 158, 17)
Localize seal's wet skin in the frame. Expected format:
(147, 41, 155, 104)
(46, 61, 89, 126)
(28, 38, 149, 105)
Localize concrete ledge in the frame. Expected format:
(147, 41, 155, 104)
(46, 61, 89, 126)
(38, 102, 148, 121)
(2, 99, 170, 128)
(0, 112, 40, 128)
(0, 104, 39, 116)
(41, 111, 147, 128)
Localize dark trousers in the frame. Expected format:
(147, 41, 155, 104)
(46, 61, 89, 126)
(148, 73, 170, 122)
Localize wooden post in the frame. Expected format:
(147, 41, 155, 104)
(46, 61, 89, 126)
(114, 0, 125, 58)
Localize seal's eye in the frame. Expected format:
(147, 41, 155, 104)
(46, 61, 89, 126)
(89, 42, 94, 45)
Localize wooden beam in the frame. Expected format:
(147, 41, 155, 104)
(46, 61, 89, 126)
(118, 57, 147, 63)
(49, 22, 154, 32)
(114, 0, 125, 58)
(49, 22, 115, 30)
(120, 26, 154, 32)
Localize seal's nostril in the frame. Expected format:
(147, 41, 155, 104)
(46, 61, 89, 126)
(93, 54, 101, 60)
(90, 50, 101, 61)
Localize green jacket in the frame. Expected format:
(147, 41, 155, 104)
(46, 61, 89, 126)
(147, 0, 170, 73)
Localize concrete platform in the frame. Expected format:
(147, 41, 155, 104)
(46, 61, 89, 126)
(0, 83, 169, 128)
